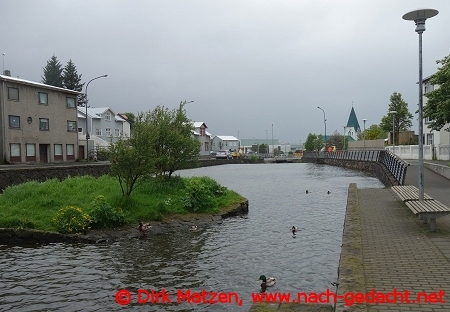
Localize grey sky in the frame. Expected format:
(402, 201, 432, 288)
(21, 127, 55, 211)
(2, 0, 449, 144)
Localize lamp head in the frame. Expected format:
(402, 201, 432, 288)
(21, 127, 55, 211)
(403, 8, 438, 34)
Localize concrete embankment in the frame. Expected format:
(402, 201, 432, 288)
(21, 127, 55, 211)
(0, 199, 248, 245)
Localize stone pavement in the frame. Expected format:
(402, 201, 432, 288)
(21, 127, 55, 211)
(343, 160, 450, 311)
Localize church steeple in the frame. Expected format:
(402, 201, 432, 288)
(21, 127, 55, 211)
(346, 107, 361, 140)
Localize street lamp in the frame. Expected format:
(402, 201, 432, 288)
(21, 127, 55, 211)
(85, 74, 108, 160)
(317, 107, 326, 147)
(265, 130, 268, 154)
(253, 137, 259, 153)
(403, 8, 438, 201)
(362, 119, 367, 150)
(271, 123, 274, 157)
(389, 111, 397, 149)
(343, 126, 346, 151)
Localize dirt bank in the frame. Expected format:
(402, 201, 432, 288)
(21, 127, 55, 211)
(0, 199, 248, 245)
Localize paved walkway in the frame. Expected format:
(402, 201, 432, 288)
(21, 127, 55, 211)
(354, 160, 450, 311)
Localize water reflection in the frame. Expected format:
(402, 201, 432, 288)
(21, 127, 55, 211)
(0, 163, 383, 311)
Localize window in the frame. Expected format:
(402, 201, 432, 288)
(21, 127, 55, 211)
(67, 121, 77, 132)
(427, 133, 434, 145)
(115, 129, 120, 137)
(105, 111, 111, 121)
(39, 118, 49, 130)
(106, 128, 112, 137)
(8, 87, 19, 100)
(95, 128, 102, 136)
(66, 144, 75, 160)
(38, 92, 48, 105)
(78, 127, 83, 133)
(10, 143, 20, 157)
(9, 115, 20, 128)
(66, 97, 76, 108)
(205, 142, 209, 151)
(54, 144, 63, 161)
(26, 144, 36, 162)
(200, 127, 205, 136)
(425, 117, 432, 124)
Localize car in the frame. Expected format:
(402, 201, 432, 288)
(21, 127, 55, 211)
(216, 150, 231, 159)
(210, 151, 217, 157)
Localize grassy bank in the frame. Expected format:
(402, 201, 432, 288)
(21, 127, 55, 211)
(0, 175, 244, 233)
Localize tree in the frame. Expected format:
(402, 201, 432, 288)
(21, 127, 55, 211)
(122, 112, 136, 130)
(108, 112, 157, 197)
(364, 124, 387, 140)
(328, 130, 344, 150)
(379, 92, 413, 145)
(423, 54, 450, 131)
(147, 102, 201, 178)
(62, 59, 86, 106)
(304, 133, 324, 151)
(42, 55, 64, 87)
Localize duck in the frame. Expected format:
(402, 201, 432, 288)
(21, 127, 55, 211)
(189, 225, 198, 232)
(291, 226, 298, 235)
(258, 275, 276, 292)
(138, 222, 151, 236)
(305, 190, 309, 194)
(327, 191, 331, 194)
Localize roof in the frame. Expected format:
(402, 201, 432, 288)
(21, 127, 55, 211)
(215, 135, 238, 141)
(0, 74, 82, 95)
(77, 106, 127, 122)
(346, 107, 361, 132)
(193, 121, 208, 128)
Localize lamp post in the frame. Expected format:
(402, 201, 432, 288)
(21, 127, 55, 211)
(271, 123, 274, 157)
(403, 8, 438, 201)
(362, 119, 367, 150)
(253, 137, 259, 153)
(265, 130, 268, 154)
(343, 126, 346, 151)
(85, 74, 108, 160)
(317, 106, 326, 147)
(389, 110, 397, 149)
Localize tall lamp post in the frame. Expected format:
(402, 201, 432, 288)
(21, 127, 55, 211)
(253, 137, 259, 153)
(85, 74, 108, 159)
(403, 8, 438, 201)
(317, 106, 326, 147)
(265, 130, 268, 154)
(389, 110, 397, 149)
(362, 119, 367, 150)
(343, 126, 346, 151)
(271, 123, 274, 156)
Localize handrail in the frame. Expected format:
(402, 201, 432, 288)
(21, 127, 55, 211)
(303, 150, 410, 185)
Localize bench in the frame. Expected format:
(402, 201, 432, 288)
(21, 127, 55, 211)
(391, 185, 450, 232)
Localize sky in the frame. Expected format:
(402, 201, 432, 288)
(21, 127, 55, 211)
(2, 0, 450, 145)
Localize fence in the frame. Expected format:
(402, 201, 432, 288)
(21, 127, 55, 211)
(304, 150, 410, 185)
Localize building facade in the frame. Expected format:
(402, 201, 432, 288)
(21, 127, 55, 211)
(77, 107, 130, 157)
(0, 73, 81, 163)
(193, 122, 211, 156)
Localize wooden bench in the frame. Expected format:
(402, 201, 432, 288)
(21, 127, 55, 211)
(391, 185, 433, 202)
(391, 185, 450, 232)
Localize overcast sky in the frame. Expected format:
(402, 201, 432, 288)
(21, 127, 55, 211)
(2, 0, 449, 144)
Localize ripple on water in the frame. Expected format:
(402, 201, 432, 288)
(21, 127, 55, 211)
(0, 163, 383, 311)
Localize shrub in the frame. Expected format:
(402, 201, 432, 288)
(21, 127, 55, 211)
(90, 195, 126, 229)
(51, 206, 92, 234)
(249, 154, 259, 163)
(182, 177, 215, 212)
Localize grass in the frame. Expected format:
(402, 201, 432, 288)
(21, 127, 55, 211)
(0, 174, 244, 232)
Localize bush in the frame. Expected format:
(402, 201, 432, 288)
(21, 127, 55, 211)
(249, 154, 259, 163)
(182, 177, 216, 212)
(90, 195, 126, 229)
(51, 206, 92, 234)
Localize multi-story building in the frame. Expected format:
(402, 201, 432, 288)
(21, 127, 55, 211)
(193, 122, 211, 156)
(0, 72, 81, 163)
(77, 107, 131, 156)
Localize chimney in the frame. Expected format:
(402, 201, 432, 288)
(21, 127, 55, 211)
(3, 70, 11, 76)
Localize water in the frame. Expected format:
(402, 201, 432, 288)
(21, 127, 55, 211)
(0, 163, 383, 311)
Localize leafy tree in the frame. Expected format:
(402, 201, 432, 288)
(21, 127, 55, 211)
(148, 102, 201, 178)
(42, 54, 64, 87)
(423, 54, 450, 131)
(62, 59, 86, 106)
(379, 92, 413, 145)
(364, 124, 387, 140)
(108, 112, 157, 197)
(304, 133, 324, 151)
(328, 130, 344, 150)
(122, 112, 136, 130)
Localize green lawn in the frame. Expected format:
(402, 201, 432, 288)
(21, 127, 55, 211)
(0, 175, 244, 232)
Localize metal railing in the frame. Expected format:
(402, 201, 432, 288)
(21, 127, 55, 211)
(304, 150, 410, 185)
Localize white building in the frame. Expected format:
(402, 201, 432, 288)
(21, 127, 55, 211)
(211, 135, 239, 152)
(193, 122, 211, 156)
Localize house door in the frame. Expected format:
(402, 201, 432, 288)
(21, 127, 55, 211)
(39, 144, 48, 163)
(78, 145, 85, 160)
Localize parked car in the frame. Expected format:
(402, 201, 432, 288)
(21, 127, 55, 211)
(210, 151, 217, 157)
(216, 150, 231, 159)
